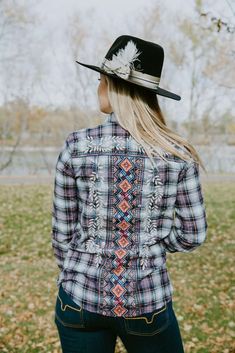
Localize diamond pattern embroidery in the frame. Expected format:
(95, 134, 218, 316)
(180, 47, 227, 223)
(117, 236, 129, 247)
(118, 200, 130, 212)
(111, 284, 126, 297)
(102, 156, 144, 316)
(113, 305, 127, 316)
(118, 220, 130, 231)
(100, 155, 144, 317)
(115, 249, 127, 259)
(120, 158, 132, 172)
(113, 265, 125, 276)
(119, 180, 131, 192)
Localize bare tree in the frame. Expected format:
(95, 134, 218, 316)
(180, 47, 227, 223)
(0, 0, 38, 172)
(66, 12, 93, 125)
(167, 0, 234, 141)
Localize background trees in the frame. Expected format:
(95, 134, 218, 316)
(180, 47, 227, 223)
(0, 0, 234, 172)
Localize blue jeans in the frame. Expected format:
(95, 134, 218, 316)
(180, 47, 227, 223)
(54, 284, 185, 353)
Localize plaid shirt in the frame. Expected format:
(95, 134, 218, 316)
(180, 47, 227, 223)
(51, 112, 208, 317)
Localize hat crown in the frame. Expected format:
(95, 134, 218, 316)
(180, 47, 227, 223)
(104, 35, 164, 79)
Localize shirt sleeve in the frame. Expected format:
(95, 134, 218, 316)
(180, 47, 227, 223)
(50, 135, 78, 270)
(161, 161, 208, 253)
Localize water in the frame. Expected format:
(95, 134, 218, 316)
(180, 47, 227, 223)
(0, 145, 235, 176)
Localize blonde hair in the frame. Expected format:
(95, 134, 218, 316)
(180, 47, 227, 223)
(105, 75, 207, 173)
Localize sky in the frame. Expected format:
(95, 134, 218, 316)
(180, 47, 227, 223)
(0, 0, 234, 121)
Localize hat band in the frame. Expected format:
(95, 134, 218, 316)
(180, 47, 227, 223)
(101, 60, 160, 90)
(128, 70, 160, 90)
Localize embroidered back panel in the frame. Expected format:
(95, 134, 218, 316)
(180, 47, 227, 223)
(53, 112, 193, 317)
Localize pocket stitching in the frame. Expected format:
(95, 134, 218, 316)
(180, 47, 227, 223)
(124, 303, 167, 324)
(55, 291, 85, 328)
(124, 304, 170, 336)
(124, 316, 170, 336)
(58, 292, 83, 312)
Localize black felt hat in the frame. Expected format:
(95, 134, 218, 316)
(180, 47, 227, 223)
(76, 34, 181, 101)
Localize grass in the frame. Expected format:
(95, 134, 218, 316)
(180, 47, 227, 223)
(0, 181, 234, 353)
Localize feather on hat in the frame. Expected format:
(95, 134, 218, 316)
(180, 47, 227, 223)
(102, 40, 142, 79)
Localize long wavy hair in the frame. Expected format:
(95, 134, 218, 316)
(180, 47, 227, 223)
(104, 74, 207, 173)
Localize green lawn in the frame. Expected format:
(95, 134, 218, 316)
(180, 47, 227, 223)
(0, 182, 234, 353)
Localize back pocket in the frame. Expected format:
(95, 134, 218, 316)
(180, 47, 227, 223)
(55, 284, 85, 328)
(124, 302, 171, 336)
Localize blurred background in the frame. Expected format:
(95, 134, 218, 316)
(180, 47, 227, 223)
(0, 1, 234, 352)
(0, 0, 235, 180)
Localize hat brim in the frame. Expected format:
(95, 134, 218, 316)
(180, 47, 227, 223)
(76, 61, 181, 101)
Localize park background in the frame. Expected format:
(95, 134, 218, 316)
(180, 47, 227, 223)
(0, 0, 234, 352)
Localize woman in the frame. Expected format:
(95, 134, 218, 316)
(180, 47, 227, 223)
(51, 35, 208, 353)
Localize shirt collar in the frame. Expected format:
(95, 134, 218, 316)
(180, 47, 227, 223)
(105, 111, 118, 123)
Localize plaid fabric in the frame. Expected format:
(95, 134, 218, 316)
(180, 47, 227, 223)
(51, 112, 208, 317)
